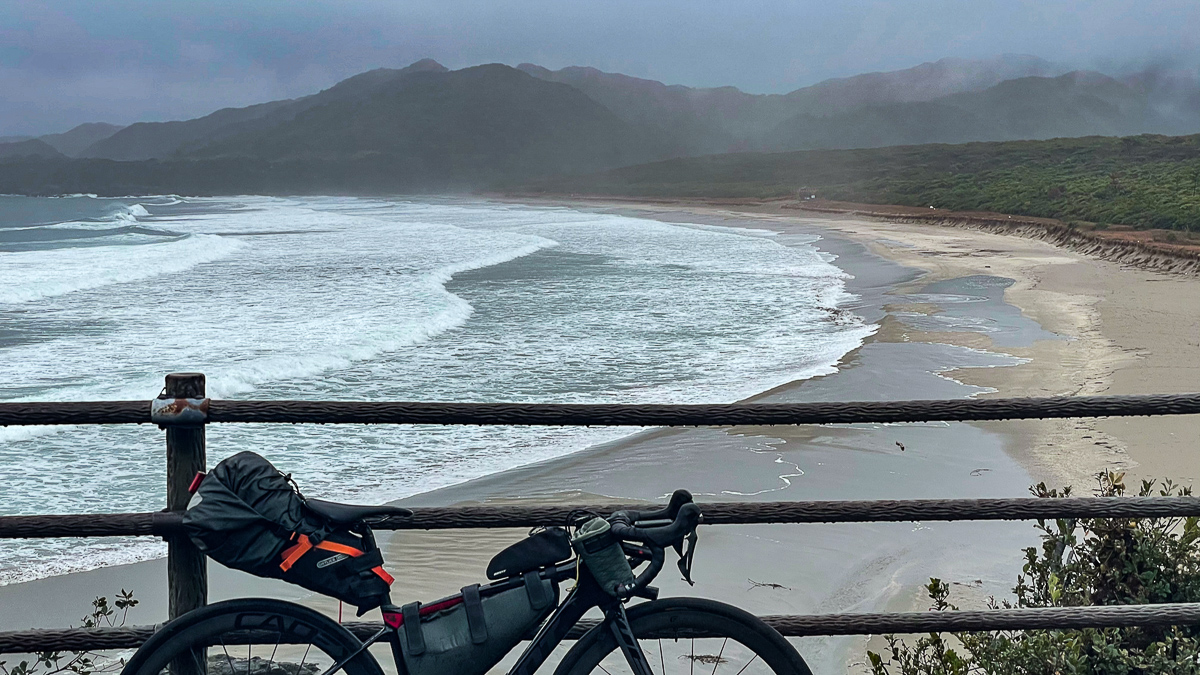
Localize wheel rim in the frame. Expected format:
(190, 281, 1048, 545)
(134, 609, 365, 675)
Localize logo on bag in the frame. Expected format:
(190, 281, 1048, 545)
(316, 553, 350, 569)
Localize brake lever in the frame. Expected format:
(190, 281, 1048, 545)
(675, 528, 698, 586)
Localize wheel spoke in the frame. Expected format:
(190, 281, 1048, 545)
(732, 654, 759, 675)
(266, 634, 281, 675)
(658, 639, 666, 675)
(220, 637, 236, 675)
(190, 646, 205, 675)
(296, 644, 312, 675)
(130, 602, 373, 675)
(711, 638, 728, 675)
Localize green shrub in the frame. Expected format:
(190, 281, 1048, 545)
(867, 472, 1200, 674)
(0, 591, 138, 675)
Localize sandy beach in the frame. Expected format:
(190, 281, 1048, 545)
(605, 199, 1200, 490)
(3, 200, 1198, 673)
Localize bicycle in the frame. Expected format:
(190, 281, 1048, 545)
(122, 490, 813, 674)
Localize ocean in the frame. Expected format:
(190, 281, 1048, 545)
(0, 195, 875, 584)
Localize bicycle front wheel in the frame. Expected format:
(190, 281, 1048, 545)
(555, 597, 812, 675)
(121, 598, 384, 675)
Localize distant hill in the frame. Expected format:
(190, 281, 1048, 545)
(39, 123, 124, 157)
(769, 71, 1188, 150)
(781, 54, 1064, 114)
(4, 56, 1200, 197)
(0, 139, 65, 160)
(79, 58, 452, 161)
(184, 64, 665, 179)
(518, 55, 1068, 154)
(80, 99, 302, 160)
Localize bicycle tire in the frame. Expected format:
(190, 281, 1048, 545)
(555, 597, 812, 675)
(121, 598, 385, 675)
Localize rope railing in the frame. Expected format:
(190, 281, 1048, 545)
(5, 496, 1200, 540)
(4, 374, 1200, 655)
(7, 603, 1200, 652)
(3, 392, 1200, 427)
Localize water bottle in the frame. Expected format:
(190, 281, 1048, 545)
(571, 517, 635, 596)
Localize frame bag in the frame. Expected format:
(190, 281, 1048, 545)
(182, 451, 393, 613)
(393, 574, 558, 675)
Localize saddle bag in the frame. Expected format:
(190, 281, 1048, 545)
(182, 451, 393, 613)
(390, 574, 558, 675)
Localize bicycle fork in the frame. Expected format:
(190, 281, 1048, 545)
(607, 603, 654, 675)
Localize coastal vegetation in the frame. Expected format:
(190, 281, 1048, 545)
(0, 592, 137, 675)
(868, 472, 1200, 674)
(525, 133, 1200, 232)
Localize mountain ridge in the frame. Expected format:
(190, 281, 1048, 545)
(39, 123, 124, 157)
(0, 138, 65, 160)
(3, 55, 1198, 195)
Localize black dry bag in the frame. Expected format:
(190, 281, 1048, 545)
(182, 451, 394, 613)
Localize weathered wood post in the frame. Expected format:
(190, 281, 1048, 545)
(160, 373, 208, 620)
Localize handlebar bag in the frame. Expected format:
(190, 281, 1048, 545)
(393, 574, 558, 675)
(182, 451, 393, 612)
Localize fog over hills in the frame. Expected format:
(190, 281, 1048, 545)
(518, 54, 1070, 154)
(2, 55, 1199, 195)
(186, 64, 662, 177)
(39, 123, 125, 157)
(0, 138, 65, 160)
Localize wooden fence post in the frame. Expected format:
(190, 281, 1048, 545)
(163, 373, 207, 621)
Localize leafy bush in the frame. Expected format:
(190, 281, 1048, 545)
(867, 472, 1200, 674)
(0, 591, 138, 675)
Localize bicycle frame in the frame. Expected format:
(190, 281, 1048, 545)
(338, 560, 655, 675)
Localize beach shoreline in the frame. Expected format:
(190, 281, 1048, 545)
(520, 196, 1200, 489)
(4, 196, 1197, 674)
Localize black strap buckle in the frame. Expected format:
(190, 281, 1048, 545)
(401, 602, 425, 655)
(461, 584, 489, 645)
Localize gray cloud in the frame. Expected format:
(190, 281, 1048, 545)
(2, 0, 1199, 135)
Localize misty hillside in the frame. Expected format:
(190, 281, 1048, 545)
(80, 99, 303, 160)
(185, 64, 664, 177)
(783, 54, 1064, 113)
(76, 59, 660, 178)
(769, 71, 1194, 150)
(5, 56, 1200, 196)
(68, 56, 1200, 166)
(0, 139, 65, 160)
(78, 59, 451, 160)
(518, 55, 1067, 154)
(39, 123, 124, 157)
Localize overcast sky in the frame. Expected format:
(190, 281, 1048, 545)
(2, 0, 1199, 136)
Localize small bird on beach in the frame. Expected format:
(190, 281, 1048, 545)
(896, 441, 905, 451)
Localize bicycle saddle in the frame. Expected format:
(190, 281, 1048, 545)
(306, 498, 413, 524)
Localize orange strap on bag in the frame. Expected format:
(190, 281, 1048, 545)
(279, 534, 394, 584)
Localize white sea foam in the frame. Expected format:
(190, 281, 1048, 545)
(0, 196, 875, 585)
(0, 233, 242, 303)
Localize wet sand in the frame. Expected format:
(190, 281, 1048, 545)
(6, 202, 1196, 673)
